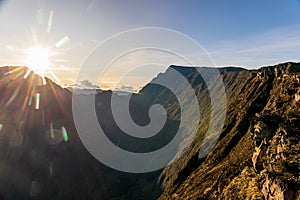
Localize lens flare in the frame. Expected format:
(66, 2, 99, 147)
(35, 93, 40, 110)
(28, 92, 33, 106)
(55, 36, 70, 48)
(47, 11, 54, 33)
(61, 126, 68, 142)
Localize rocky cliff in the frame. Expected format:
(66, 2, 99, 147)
(158, 62, 300, 200)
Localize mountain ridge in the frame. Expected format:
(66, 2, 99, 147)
(158, 62, 300, 200)
(0, 62, 299, 199)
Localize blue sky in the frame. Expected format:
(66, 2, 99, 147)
(0, 0, 300, 90)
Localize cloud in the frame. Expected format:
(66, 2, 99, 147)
(80, 80, 99, 89)
(114, 84, 136, 92)
(208, 24, 300, 68)
(98, 81, 117, 90)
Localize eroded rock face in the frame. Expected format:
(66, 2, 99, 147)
(221, 167, 263, 199)
(252, 140, 264, 172)
(250, 113, 300, 200)
(261, 173, 300, 200)
(159, 62, 300, 200)
(242, 67, 300, 200)
(250, 114, 281, 171)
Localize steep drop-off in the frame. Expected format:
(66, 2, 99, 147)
(158, 62, 300, 200)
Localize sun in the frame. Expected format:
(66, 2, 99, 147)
(26, 46, 50, 75)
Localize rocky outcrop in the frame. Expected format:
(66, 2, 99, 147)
(251, 114, 300, 200)
(159, 62, 300, 200)
(261, 173, 300, 200)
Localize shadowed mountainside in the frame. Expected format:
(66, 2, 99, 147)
(0, 67, 162, 200)
(0, 62, 299, 199)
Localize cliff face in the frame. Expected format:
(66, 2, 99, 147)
(158, 62, 300, 200)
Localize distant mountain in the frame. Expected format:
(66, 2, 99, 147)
(66, 85, 132, 96)
(0, 62, 299, 199)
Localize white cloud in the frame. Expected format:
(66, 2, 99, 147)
(208, 24, 300, 68)
(79, 79, 99, 89)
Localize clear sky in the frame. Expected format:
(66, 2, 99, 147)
(0, 0, 300, 90)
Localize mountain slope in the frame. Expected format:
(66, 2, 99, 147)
(158, 62, 300, 200)
(0, 66, 110, 199)
(0, 62, 299, 199)
(0, 66, 162, 200)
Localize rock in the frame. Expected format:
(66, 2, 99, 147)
(261, 173, 300, 200)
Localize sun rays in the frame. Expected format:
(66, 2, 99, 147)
(0, 5, 73, 150)
(0, 66, 70, 148)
